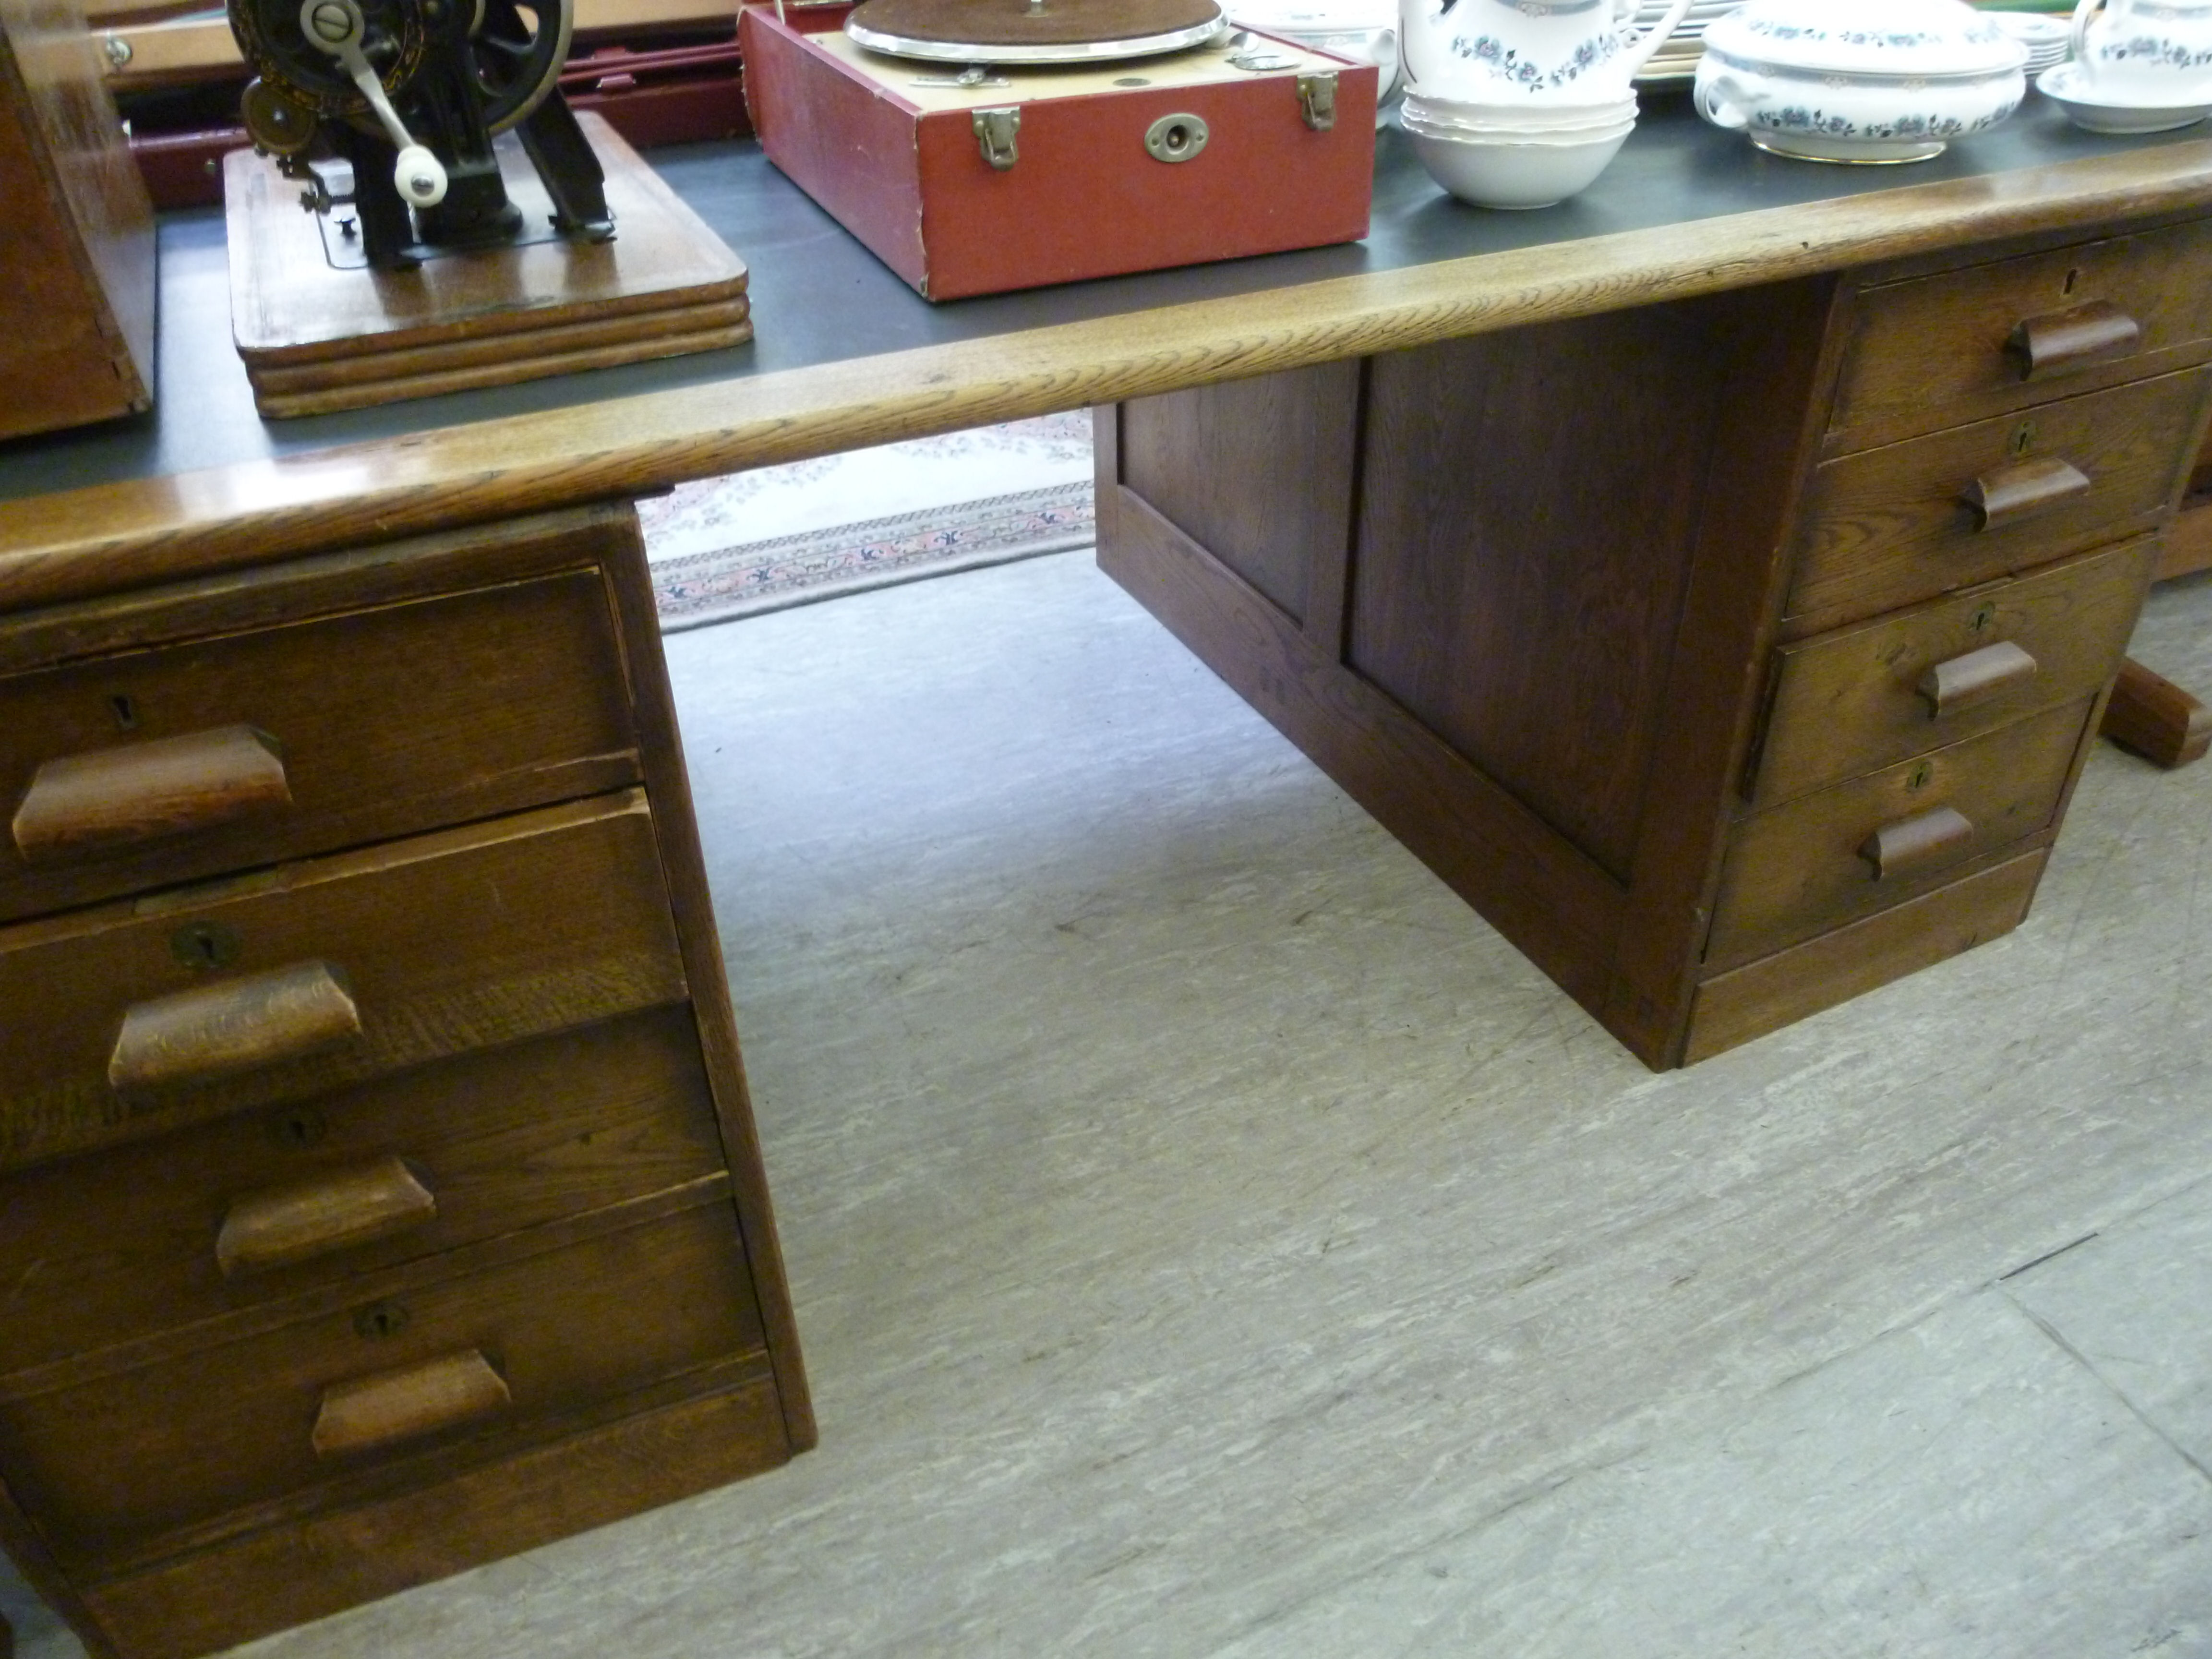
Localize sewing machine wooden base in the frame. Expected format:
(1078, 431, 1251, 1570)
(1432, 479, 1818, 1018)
(225, 113, 750, 418)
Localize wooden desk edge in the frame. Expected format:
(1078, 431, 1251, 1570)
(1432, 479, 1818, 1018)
(4, 136, 2210, 608)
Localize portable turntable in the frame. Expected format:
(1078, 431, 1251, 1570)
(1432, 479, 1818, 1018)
(741, 0, 1377, 300)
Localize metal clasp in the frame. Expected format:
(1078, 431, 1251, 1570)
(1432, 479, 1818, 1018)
(973, 107, 1021, 170)
(1297, 70, 1337, 130)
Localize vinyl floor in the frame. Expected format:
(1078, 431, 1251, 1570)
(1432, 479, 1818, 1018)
(9, 555, 2212, 1659)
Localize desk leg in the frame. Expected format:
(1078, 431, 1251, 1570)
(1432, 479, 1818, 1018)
(2102, 656, 2212, 768)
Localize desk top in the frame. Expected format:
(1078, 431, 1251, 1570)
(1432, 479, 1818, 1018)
(1, 96, 2209, 607)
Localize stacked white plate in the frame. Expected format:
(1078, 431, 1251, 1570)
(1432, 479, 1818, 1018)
(1399, 87, 1638, 207)
(1632, 0, 1743, 84)
(1987, 10, 2072, 74)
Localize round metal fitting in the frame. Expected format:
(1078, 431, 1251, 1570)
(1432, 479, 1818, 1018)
(1144, 111, 1208, 163)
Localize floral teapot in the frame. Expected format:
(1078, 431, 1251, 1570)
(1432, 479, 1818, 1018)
(2071, 0, 2212, 103)
(1401, 0, 1695, 99)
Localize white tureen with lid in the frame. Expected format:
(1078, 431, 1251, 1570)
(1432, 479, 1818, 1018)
(1694, 0, 2028, 161)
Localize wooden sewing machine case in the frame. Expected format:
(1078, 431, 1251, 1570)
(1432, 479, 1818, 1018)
(739, 0, 1375, 300)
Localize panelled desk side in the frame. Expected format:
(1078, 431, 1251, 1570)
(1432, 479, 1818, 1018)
(1097, 205, 2212, 1067)
(0, 128, 2209, 1659)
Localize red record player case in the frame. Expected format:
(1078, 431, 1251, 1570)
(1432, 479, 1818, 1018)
(739, 1, 1375, 300)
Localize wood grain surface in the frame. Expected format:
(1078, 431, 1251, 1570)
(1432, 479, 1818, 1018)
(1684, 847, 2048, 1062)
(1707, 697, 2094, 969)
(594, 506, 817, 1454)
(1119, 362, 1361, 630)
(0, 1195, 763, 1569)
(0, 1006, 724, 1376)
(0, 0, 153, 440)
(77, 1370, 790, 1659)
(3, 142, 2211, 610)
(2101, 654, 2212, 767)
(1751, 536, 2155, 807)
(0, 557, 641, 923)
(1785, 365, 2212, 633)
(0, 790, 688, 1174)
(1830, 214, 2212, 450)
(1347, 305, 1724, 883)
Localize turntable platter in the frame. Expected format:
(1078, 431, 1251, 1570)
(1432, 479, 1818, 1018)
(844, 0, 1227, 62)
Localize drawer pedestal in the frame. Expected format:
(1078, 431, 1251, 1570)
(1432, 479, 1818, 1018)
(0, 506, 810, 1659)
(1099, 212, 2212, 1067)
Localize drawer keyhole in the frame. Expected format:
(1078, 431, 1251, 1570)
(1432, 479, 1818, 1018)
(1906, 761, 1935, 793)
(269, 1105, 328, 1149)
(170, 920, 241, 972)
(1971, 603, 1997, 634)
(354, 1300, 411, 1341)
(2010, 421, 2037, 457)
(108, 693, 138, 731)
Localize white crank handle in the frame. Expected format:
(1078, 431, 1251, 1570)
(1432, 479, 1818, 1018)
(299, 0, 449, 207)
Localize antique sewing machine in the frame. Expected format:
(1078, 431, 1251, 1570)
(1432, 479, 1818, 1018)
(221, 0, 753, 413)
(229, 0, 611, 269)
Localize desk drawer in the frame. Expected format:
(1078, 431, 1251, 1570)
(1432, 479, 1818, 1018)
(1707, 697, 2092, 971)
(0, 1006, 725, 1376)
(0, 792, 689, 1175)
(0, 1198, 764, 1569)
(1750, 537, 2153, 807)
(1832, 216, 2212, 447)
(1787, 368, 2207, 631)
(0, 570, 640, 924)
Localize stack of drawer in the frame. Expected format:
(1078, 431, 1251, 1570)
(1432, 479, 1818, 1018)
(1688, 216, 2212, 1057)
(0, 506, 810, 1659)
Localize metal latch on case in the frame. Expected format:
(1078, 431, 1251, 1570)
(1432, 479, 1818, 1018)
(1297, 70, 1337, 130)
(1144, 112, 1209, 162)
(973, 107, 1020, 170)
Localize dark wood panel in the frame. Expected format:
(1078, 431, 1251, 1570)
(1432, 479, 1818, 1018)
(0, 0, 154, 440)
(77, 1373, 791, 1659)
(1347, 309, 1727, 881)
(1099, 483, 1627, 1029)
(1753, 536, 2156, 806)
(1786, 366, 2212, 633)
(0, 1006, 725, 1375)
(1830, 215, 2212, 451)
(1119, 361, 1362, 627)
(595, 506, 816, 1454)
(0, 1198, 764, 1567)
(1600, 276, 1846, 1064)
(1707, 697, 2092, 969)
(1684, 847, 2047, 1062)
(0, 565, 641, 923)
(0, 791, 689, 1174)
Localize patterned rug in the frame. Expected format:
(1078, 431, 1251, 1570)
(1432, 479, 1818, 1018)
(641, 411, 1096, 630)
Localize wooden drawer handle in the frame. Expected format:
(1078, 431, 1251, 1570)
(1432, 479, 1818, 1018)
(1916, 640, 2039, 718)
(2005, 300, 2143, 381)
(11, 724, 290, 861)
(108, 960, 361, 1091)
(216, 1155, 437, 1278)
(1859, 805, 1974, 881)
(312, 1349, 511, 1458)
(1961, 456, 2092, 531)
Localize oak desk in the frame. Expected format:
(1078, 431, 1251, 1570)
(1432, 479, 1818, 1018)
(0, 100, 2209, 1658)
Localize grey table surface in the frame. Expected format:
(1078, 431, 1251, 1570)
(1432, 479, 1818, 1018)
(0, 91, 2193, 505)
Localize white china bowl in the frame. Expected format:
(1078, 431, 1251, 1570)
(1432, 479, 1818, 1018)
(1405, 121, 1635, 207)
(2037, 59, 2212, 130)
